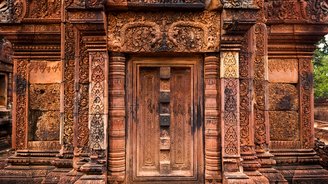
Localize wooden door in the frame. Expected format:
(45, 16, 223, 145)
(127, 57, 203, 183)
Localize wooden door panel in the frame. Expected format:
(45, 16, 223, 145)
(128, 57, 203, 183)
(137, 67, 161, 175)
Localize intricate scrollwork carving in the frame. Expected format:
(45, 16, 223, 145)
(14, 59, 28, 149)
(0, 0, 10, 23)
(108, 11, 220, 52)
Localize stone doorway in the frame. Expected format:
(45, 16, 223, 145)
(126, 57, 204, 183)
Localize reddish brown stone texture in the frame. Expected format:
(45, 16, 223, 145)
(1, 0, 328, 183)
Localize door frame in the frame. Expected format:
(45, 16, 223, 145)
(126, 56, 204, 183)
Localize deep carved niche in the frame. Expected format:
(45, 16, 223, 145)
(108, 11, 220, 52)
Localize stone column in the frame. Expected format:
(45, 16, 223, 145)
(108, 53, 126, 184)
(204, 54, 221, 183)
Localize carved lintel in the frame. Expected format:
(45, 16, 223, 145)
(106, 0, 205, 9)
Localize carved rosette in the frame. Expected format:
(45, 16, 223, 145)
(13, 59, 28, 149)
(108, 53, 126, 183)
(89, 52, 107, 149)
(299, 58, 314, 149)
(107, 11, 220, 53)
(204, 55, 221, 182)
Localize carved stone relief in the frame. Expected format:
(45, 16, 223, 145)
(268, 83, 299, 111)
(89, 52, 107, 149)
(265, 0, 328, 22)
(107, 11, 220, 52)
(0, 0, 10, 23)
(222, 0, 256, 8)
(27, 0, 60, 19)
(220, 52, 239, 78)
(268, 59, 298, 83)
(29, 84, 60, 111)
(269, 111, 299, 141)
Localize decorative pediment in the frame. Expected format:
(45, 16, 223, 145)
(107, 11, 220, 52)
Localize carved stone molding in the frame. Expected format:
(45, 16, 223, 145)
(204, 54, 221, 182)
(108, 53, 126, 184)
(107, 11, 220, 52)
(106, 0, 205, 9)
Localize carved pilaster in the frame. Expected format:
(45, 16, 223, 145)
(299, 58, 314, 149)
(108, 53, 126, 184)
(12, 59, 28, 149)
(220, 51, 250, 183)
(204, 54, 221, 183)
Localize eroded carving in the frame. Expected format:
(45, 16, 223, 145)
(268, 83, 299, 111)
(108, 11, 220, 52)
(29, 84, 60, 110)
(35, 111, 60, 141)
(27, 0, 60, 19)
(0, 0, 10, 23)
(269, 111, 299, 141)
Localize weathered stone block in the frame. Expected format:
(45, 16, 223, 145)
(269, 83, 299, 111)
(268, 59, 298, 83)
(269, 111, 299, 141)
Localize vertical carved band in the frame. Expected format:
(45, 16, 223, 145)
(76, 36, 89, 149)
(13, 59, 28, 149)
(253, 23, 269, 152)
(204, 55, 221, 182)
(299, 58, 314, 149)
(63, 23, 75, 146)
(89, 52, 108, 149)
(108, 53, 126, 183)
(220, 52, 240, 172)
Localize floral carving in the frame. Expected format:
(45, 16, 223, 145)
(28, 0, 61, 19)
(222, 0, 256, 8)
(220, 52, 239, 78)
(269, 111, 299, 141)
(108, 11, 220, 52)
(89, 52, 107, 149)
(35, 111, 60, 141)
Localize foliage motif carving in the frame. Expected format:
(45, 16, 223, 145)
(63, 23, 75, 146)
(222, 0, 256, 8)
(269, 111, 299, 141)
(89, 52, 107, 149)
(107, 11, 220, 52)
(14, 59, 28, 149)
(268, 84, 299, 111)
(27, 0, 60, 19)
(35, 111, 60, 141)
(220, 52, 239, 78)
(265, 0, 328, 22)
(223, 79, 238, 155)
(299, 58, 314, 149)
(29, 84, 60, 111)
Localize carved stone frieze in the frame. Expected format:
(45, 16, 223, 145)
(106, 0, 205, 9)
(269, 111, 299, 141)
(265, 0, 328, 22)
(27, 0, 61, 19)
(268, 83, 299, 111)
(107, 11, 220, 52)
(222, 0, 257, 8)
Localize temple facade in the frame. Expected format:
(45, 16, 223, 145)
(1, 0, 328, 183)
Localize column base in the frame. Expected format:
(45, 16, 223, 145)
(244, 171, 270, 184)
(223, 172, 252, 184)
